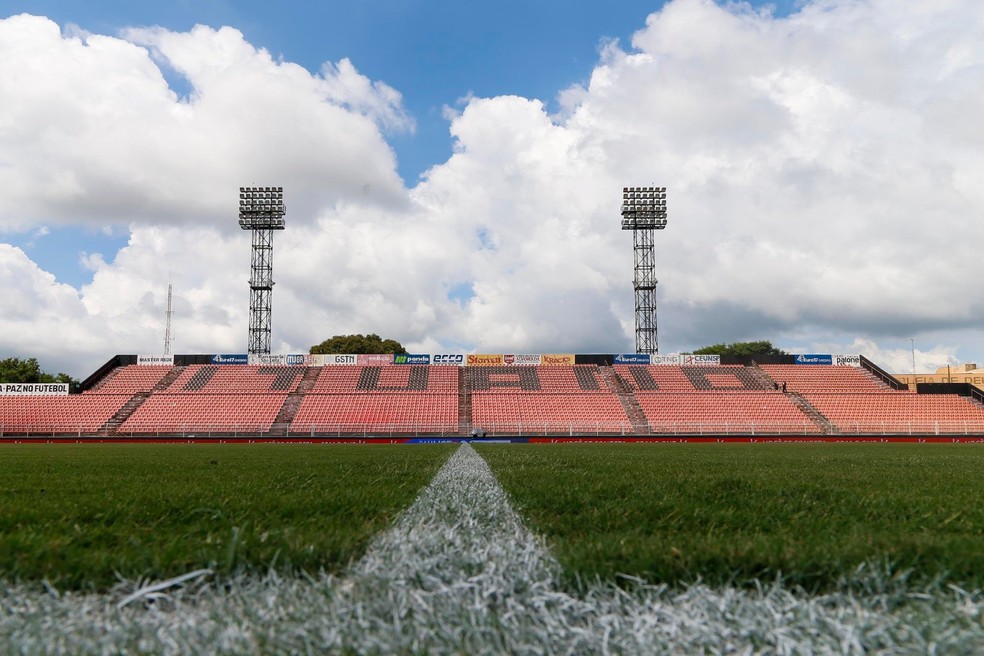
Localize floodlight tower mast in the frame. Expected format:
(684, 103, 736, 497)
(239, 186, 286, 355)
(620, 186, 667, 354)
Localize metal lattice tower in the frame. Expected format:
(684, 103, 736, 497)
(620, 186, 667, 354)
(163, 280, 174, 356)
(239, 186, 286, 355)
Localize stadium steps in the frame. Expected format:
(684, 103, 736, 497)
(458, 369, 472, 435)
(862, 369, 897, 392)
(152, 366, 186, 392)
(601, 366, 650, 434)
(786, 392, 834, 434)
(99, 393, 150, 435)
(749, 363, 780, 390)
(270, 367, 322, 435)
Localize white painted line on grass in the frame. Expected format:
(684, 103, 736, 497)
(1, 443, 983, 654)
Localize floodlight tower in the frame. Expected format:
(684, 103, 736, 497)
(239, 186, 286, 355)
(621, 186, 667, 354)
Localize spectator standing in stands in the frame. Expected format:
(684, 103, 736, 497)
(781, 381, 787, 393)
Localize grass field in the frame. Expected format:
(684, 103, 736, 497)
(0, 443, 454, 589)
(476, 443, 984, 591)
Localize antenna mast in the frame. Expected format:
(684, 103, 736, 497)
(163, 281, 174, 356)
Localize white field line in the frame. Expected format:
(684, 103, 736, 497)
(1, 443, 983, 654)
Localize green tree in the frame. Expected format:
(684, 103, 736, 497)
(310, 334, 407, 355)
(691, 341, 788, 357)
(0, 357, 78, 386)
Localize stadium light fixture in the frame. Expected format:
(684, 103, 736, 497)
(239, 186, 286, 355)
(621, 186, 668, 355)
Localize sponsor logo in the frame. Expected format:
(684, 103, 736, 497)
(357, 354, 394, 365)
(433, 354, 464, 366)
(503, 354, 515, 365)
(250, 354, 285, 365)
(394, 354, 430, 365)
(650, 355, 682, 365)
(683, 354, 720, 366)
(833, 355, 861, 367)
(211, 354, 248, 365)
(285, 354, 307, 366)
(467, 354, 504, 366)
(795, 354, 833, 365)
(332, 354, 356, 365)
(137, 355, 174, 366)
(541, 354, 575, 366)
(615, 353, 652, 365)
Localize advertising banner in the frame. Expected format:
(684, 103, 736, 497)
(503, 354, 542, 366)
(467, 354, 504, 366)
(614, 353, 652, 365)
(795, 354, 833, 365)
(211, 354, 248, 365)
(394, 354, 431, 365)
(137, 355, 174, 366)
(833, 354, 861, 367)
(1, 383, 69, 396)
(357, 354, 394, 366)
(650, 355, 682, 366)
(541, 354, 575, 366)
(682, 354, 721, 366)
(432, 354, 464, 366)
(248, 354, 294, 366)
(315, 354, 358, 366)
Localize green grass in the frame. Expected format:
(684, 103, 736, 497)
(0, 444, 454, 590)
(475, 443, 984, 591)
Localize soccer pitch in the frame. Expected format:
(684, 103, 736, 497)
(475, 442, 984, 591)
(0, 443, 454, 589)
(2, 442, 983, 653)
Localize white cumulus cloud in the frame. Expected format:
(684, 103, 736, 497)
(1, 1, 984, 377)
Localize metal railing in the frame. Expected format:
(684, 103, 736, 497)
(2, 420, 984, 438)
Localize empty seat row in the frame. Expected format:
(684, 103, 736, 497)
(614, 366, 774, 392)
(805, 393, 984, 433)
(759, 365, 890, 393)
(86, 365, 173, 394)
(636, 392, 819, 434)
(0, 395, 130, 433)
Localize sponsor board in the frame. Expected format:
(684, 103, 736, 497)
(503, 354, 542, 366)
(249, 354, 283, 365)
(682, 354, 721, 366)
(315, 354, 358, 366)
(357, 354, 394, 366)
(211, 354, 248, 365)
(394, 354, 431, 365)
(541, 354, 575, 366)
(137, 355, 174, 366)
(795, 354, 833, 365)
(432, 354, 465, 366)
(467, 354, 504, 366)
(833, 354, 861, 367)
(614, 353, 652, 365)
(651, 355, 682, 366)
(1, 383, 70, 396)
(248, 354, 311, 366)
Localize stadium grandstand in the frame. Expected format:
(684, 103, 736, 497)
(2, 351, 984, 439)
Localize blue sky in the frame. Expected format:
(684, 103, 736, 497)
(1, 0, 982, 376)
(1, 0, 796, 288)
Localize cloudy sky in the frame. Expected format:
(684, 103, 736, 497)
(1, 0, 982, 378)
